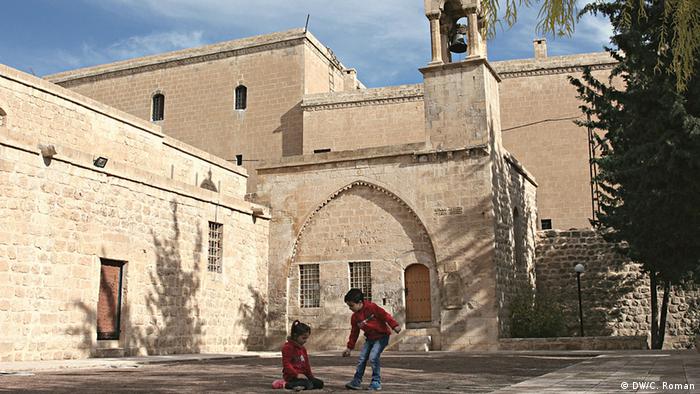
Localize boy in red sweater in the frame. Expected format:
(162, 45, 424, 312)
(342, 288, 401, 391)
(281, 320, 324, 391)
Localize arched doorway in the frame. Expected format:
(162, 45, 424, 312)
(405, 264, 431, 323)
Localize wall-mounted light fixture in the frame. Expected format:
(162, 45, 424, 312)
(37, 143, 57, 158)
(93, 156, 109, 168)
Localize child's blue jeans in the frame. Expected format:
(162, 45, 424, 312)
(352, 335, 389, 384)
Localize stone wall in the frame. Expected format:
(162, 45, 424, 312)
(0, 65, 270, 361)
(495, 53, 616, 230)
(535, 229, 699, 349)
(257, 143, 501, 351)
(301, 85, 425, 154)
(494, 154, 538, 337)
(46, 29, 349, 192)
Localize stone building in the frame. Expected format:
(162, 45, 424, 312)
(1, 0, 696, 361)
(0, 64, 270, 361)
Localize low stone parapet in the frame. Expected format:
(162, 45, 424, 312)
(499, 336, 648, 351)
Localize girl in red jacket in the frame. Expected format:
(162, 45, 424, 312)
(281, 320, 324, 391)
(342, 288, 401, 391)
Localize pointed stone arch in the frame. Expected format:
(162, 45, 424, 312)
(288, 180, 436, 275)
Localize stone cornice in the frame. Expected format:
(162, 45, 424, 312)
(496, 62, 616, 79)
(302, 93, 424, 111)
(257, 143, 488, 172)
(493, 52, 617, 79)
(49, 38, 304, 87)
(302, 84, 424, 111)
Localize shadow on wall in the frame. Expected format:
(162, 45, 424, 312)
(238, 285, 268, 350)
(534, 232, 641, 337)
(278, 102, 303, 157)
(67, 200, 209, 357)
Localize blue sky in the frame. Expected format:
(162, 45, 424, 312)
(0, 0, 612, 88)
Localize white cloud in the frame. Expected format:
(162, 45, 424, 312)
(42, 30, 205, 75)
(88, 0, 430, 86)
(59, 0, 611, 85)
(104, 31, 205, 59)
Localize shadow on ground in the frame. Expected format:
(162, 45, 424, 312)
(0, 353, 587, 393)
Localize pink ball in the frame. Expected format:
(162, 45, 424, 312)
(272, 379, 285, 389)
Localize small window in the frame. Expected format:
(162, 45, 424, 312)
(349, 261, 372, 301)
(0, 107, 6, 127)
(207, 222, 223, 273)
(235, 85, 247, 110)
(541, 219, 552, 230)
(152, 93, 165, 121)
(299, 264, 320, 308)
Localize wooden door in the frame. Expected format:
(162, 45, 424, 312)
(97, 260, 124, 340)
(405, 264, 431, 322)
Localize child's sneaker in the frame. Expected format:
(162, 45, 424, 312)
(368, 381, 382, 391)
(292, 385, 305, 392)
(345, 380, 362, 390)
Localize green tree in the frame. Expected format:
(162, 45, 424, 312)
(481, 0, 700, 90)
(568, 0, 700, 349)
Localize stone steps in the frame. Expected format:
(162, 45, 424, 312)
(397, 335, 432, 352)
(93, 340, 125, 358)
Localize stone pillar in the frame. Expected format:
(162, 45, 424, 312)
(467, 13, 483, 58)
(440, 19, 453, 64)
(428, 13, 444, 65)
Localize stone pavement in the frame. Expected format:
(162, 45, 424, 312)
(0, 350, 697, 393)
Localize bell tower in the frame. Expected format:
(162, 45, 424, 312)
(421, 0, 502, 151)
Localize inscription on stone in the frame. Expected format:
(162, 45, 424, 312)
(434, 206, 463, 216)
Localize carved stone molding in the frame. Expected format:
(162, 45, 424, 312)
(498, 63, 616, 79)
(302, 94, 424, 112)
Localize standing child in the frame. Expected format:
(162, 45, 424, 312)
(342, 288, 401, 391)
(281, 320, 324, 391)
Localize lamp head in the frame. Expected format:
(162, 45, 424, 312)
(93, 156, 108, 168)
(574, 263, 585, 273)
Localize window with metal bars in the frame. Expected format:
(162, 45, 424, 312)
(152, 93, 165, 121)
(207, 222, 223, 273)
(299, 264, 320, 308)
(235, 85, 247, 110)
(349, 261, 372, 301)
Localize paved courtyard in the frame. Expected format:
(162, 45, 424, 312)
(0, 351, 697, 393)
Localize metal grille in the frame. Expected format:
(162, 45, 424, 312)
(299, 264, 320, 308)
(349, 261, 372, 301)
(152, 94, 164, 121)
(235, 85, 247, 110)
(207, 222, 223, 273)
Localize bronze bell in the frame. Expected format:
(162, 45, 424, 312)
(448, 24, 468, 53)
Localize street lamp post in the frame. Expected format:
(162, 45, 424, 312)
(574, 263, 585, 337)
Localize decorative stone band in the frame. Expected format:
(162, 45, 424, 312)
(302, 85, 424, 112)
(302, 94, 424, 111)
(496, 62, 616, 79)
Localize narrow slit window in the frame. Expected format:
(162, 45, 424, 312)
(208, 222, 223, 273)
(349, 261, 372, 301)
(299, 264, 320, 308)
(235, 85, 247, 110)
(0, 107, 6, 127)
(152, 93, 165, 121)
